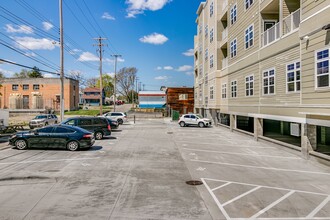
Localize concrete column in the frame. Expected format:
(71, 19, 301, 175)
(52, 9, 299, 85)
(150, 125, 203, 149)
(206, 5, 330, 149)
(230, 114, 235, 132)
(307, 124, 317, 151)
(254, 118, 263, 141)
(301, 123, 310, 159)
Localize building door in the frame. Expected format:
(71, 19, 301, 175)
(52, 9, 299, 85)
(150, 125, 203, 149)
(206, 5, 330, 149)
(55, 95, 60, 110)
(264, 21, 276, 31)
(23, 95, 29, 109)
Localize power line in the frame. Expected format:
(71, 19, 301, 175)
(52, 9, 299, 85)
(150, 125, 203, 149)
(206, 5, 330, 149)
(0, 58, 59, 75)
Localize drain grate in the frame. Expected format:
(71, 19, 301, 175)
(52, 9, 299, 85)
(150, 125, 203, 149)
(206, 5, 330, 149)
(186, 180, 203, 185)
(167, 131, 173, 134)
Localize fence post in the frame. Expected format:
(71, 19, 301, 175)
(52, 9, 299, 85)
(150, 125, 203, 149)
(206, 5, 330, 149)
(134, 115, 135, 124)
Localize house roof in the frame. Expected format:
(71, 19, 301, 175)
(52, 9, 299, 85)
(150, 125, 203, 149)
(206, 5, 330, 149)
(83, 87, 101, 93)
(82, 94, 101, 100)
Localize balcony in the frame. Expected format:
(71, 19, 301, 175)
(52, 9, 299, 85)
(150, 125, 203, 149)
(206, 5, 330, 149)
(222, 57, 228, 69)
(261, 9, 300, 47)
(222, 28, 228, 41)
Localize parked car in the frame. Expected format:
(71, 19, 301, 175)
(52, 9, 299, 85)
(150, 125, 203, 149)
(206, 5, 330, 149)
(9, 125, 95, 151)
(178, 114, 212, 128)
(61, 116, 111, 140)
(103, 112, 127, 125)
(29, 114, 58, 129)
(105, 118, 119, 130)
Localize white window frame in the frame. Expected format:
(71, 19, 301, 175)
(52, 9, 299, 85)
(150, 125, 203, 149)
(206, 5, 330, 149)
(230, 4, 237, 25)
(210, 1, 214, 17)
(262, 68, 276, 95)
(210, 55, 214, 68)
(222, 83, 227, 99)
(230, 38, 237, 58)
(199, 65, 203, 77)
(231, 80, 237, 98)
(286, 61, 301, 93)
(199, 24, 202, 34)
(205, 49, 208, 61)
(210, 86, 214, 99)
(210, 28, 214, 43)
(205, 25, 208, 37)
(179, 94, 188, 100)
(245, 0, 254, 10)
(315, 48, 330, 89)
(245, 24, 254, 49)
(245, 75, 254, 96)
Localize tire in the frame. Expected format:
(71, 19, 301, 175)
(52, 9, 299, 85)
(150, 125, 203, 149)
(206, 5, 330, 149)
(15, 139, 28, 150)
(67, 141, 79, 151)
(198, 122, 205, 128)
(45, 122, 48, 126)
(179, 121, 185, 127)
(118, 119, 123, 125)
(95, 131, 103, 140)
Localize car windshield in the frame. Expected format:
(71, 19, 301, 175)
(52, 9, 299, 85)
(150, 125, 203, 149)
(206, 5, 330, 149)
(35, 115, 47, 119)
(196, 114, 203, 119)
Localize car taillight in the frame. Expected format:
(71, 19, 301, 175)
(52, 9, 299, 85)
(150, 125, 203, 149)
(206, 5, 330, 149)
(108, 125, 111, 131)
(83, 134, 92, 138)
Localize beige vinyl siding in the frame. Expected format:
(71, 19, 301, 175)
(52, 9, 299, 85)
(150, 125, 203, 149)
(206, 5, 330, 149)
(301, 0, 329, 19)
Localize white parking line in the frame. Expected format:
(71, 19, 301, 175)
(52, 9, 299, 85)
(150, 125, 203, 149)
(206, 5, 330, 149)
(179, 141, 275, 149)
(306, 195, 330, 218)
(183, 148, 301, 159)
(212, 182, 232, 192)
(222, 186, 262, 207)
(191, 159, 330, 176)
(249, 190, 296, 219)
(0, 157, 100, 165)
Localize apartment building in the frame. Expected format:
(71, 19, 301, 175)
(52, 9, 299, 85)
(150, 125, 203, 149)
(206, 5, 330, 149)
(0, 78, 79, 111)
(194, 0, 330, 158)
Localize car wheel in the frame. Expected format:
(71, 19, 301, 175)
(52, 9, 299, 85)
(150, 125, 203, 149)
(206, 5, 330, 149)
(179, 121, 185, 127)
(67, 141, 79, 151)
(95, 131, 103, 140)
(45, 122, 48, 126)
(118, 119, 123, 125)
(198, 122, 205, 128)
(15, 139, 28, 150)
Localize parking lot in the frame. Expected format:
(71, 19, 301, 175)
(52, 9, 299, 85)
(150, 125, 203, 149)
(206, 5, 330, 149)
(0, 118, 329, 220)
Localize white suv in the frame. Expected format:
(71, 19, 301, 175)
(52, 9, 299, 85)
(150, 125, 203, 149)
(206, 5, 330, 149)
(178, 114, 212, 128)
(103, 112, 127, 124)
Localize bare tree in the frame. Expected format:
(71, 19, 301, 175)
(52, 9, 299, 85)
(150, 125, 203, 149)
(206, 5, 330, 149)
(85, 78, 98, 88)
(116, 67, 137, 102)
(68, 70, 86, 86)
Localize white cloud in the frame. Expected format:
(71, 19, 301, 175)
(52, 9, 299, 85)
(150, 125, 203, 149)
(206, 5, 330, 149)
(156, 66, 162, 70)
(5, 24, 33, 34)
(126, 0, 171, 18)
(176, 65, 193, 72)
(24, 52, 36, 57)
(0, 68, 15, 77)
(163, 66, 173, 70)
(69, 48, 82, 55)
(183, 49, 194, 57)
(14, 37, 56, 50)
(155, 75, 168, 80)
(105, 72, 115, 77)
(185, 71, 194, 76)
(42, 22, 54, 31)
(78, 52, 99, 62)
(104, 57, 125, 64)
(102, 12, 115, 20)
(44, 73, 58, 78)
(139, 33, 168, 45)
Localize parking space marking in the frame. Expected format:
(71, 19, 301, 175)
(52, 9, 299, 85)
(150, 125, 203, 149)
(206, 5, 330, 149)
(306, 196, 330, 218)
(249, 190, 296, 219)
(191, 159, 330, 176)
(202, 178, 330, 220)
(184, 148, 301, 160)
(179, 141, 275, 149)
(0, 157, 100, 165)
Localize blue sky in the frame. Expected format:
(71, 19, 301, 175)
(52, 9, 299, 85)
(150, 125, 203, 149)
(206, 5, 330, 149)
(0, 0, 201, 90)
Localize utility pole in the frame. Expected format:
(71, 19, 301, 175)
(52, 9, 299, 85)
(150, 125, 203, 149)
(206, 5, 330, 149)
(135, 77, 138, 104)
(93, 37, 107, 116)
(59, 0, 64, 122)
(111, 54, 121, 112)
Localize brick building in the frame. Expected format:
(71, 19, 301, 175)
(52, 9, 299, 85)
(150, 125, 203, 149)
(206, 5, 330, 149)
(0, 78, 79, 111)
(166, 87, 194, 114)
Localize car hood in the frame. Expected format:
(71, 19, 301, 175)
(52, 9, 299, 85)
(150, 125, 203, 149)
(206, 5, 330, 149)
(30, 119, 45, 123)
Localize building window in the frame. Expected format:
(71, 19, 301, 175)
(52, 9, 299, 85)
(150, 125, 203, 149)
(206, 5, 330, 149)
(245, 24, 254, 49)
(210, 86, 214, 99)
(210, 28, 214, 43)
(33, 84, 40, 90)
(210, 55, 214, 68)
(199, 65, 203, 77)
(245, 0, 254, 10)
(315, 48, 329, 88)
(222, 83, 227, 99)
(210, 1, 214, 17)
(287, 61, 301, 92)
(231, 80, 237, 98)
(205, 75, 208, 84)
(263, 68, 275, 95)
(12, 84, 18, 91)
(230, 4, 237, 25)
(199, 24, 202, 34)
(179, 94, 188, 100)
(73, 85, 76, 91)
(245, 75, 254, 96)
(230, 38, 237, 58)
(23, 84, 29, 90)
(205, 25, 208, 37)
(199, 45, 202, 55)
(199, 86, 202, 101)
(205, 49, 208, 61)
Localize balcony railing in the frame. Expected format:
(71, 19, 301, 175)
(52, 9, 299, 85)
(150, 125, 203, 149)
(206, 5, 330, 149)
(261, 22, 280, 47)
(222, 28, 228, 41)
(283, 9, 300, 35)
(261, 9, 300, 47)
(222, 57, 228, 69)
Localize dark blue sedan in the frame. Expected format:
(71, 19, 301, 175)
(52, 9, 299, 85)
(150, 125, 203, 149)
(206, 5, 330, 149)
(9, 125, 95, 151)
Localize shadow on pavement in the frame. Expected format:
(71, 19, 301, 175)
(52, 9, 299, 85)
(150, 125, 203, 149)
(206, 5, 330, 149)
(102, 136, 117, 140)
